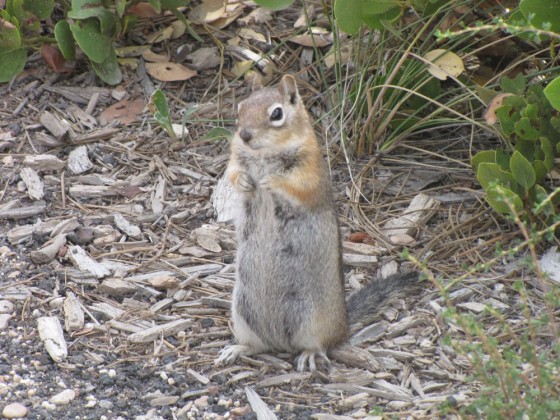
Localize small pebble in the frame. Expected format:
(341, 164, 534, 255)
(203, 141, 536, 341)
(41, 401, 56, 411)
(50, 388, 76, 404)
(194, 395, 209, 409)
(99, 399, 114, 409)
(0, 314, 11, 330)
(0, 300, 14, 314)
(2, 402, 28, 418)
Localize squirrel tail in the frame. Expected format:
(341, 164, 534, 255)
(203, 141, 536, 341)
(347, 272, 423, 325)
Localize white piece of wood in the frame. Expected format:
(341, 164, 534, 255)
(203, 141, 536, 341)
(342, 253, 378, 267)
(67, 145, 93, 174)
(37, 316, 68, 362)
(23, 154, 65, 172)
(382, 192, 440, 240)
(114, 214, 142, 239)
(20, 167, 44, 200)
(0, 201, 46, 220)
(127, 318, 193, 343)
(67, 245, 110, 278)
(40, 110, 71, 139)
(68, 185, 119, 198)
(211, 175, 238, 223)
(63, 292, 84, 332)
(30, 233, 66, 264)
(151, 175, 166, 215)
(245, 387, 278, 420)
(50, 217, 80, 237)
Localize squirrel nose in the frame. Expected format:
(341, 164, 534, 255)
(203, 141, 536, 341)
(239, 129, 252, 142)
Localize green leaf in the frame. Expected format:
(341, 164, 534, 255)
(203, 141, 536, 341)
(544, 76, 560, 112)
(520, 0, 560, 33)
(70, 19, 112, 63)
(495, 149, 510, 171)
(533, 184, 554, 215)
(521, 102, 538, 121)
(253, 0, 295, 11)
(362, 0, 398, 14)
(487, 184, 523, 215)
(54, 20, 75, 60)
(116, 0, 126, 17)
(477, 162, 516, 191)
(471, 150, 496, 171)
(203, 127, 232, 141)
(532, 160, 547, 183)
(500, 73, 526, 95)
(67, 7, 117, 37)
(0, 47, 26, 82)
(71, 0, 103, 8)
(514, 117, 539, 141)
(90, 49, 122, 85)
(515, 139, 535, 161)
(23, 0, 54, 19)
(0, 18, 22, 51)
(539, 137, 554, 170)
(151, 89, 170, 120)
(6, 0, 25, 24)
(334, 0, 362, 34)
(161, 0, 190, 9)
(510, 150, 536, 190)
(149, 89, 175, 139)
(495, 105, 515, 135)
(362, 6, 401, 30)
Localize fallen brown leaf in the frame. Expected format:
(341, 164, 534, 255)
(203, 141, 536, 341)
(145, 62, 197, 82)
(99, 98, 146, 125)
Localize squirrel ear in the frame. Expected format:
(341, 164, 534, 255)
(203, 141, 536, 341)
(251, 74, 263, 92)
(279, 74, 299, 105)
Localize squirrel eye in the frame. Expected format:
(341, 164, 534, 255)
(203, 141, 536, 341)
(270, 107, 283, 121)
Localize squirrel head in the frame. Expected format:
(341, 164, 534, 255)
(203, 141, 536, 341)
(234, 74, 312, 151)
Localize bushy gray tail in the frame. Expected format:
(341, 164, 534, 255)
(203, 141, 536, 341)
(347, 272, 422, 325)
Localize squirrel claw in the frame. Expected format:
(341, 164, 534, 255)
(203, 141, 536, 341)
(215, 344, 251, 366)
(295, 350, 329, 372)
(237, 172, 255, 193)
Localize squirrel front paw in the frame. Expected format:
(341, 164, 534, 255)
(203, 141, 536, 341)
(237, 171, 256, 193)
(259, 174, 280, 191)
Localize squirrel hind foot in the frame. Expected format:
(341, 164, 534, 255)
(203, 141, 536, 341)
(295, 350, 330, 372)
(215, 344, 254, 366)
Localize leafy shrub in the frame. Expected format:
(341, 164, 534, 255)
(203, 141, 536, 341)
(0, 0, 190, 84)
(472, 73, 560, 226)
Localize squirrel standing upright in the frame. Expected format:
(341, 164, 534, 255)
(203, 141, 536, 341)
(217, 74, 420, 371)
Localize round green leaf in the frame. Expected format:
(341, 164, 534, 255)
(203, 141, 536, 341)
(253, 0, 295, 11)
(487, 185, 523, 215)
(500, 73, 526, 95)
(54, 20, 75, 61)
(533, 184, 554, 216)
(471, 150, 496, 171)
(520, 0, 560, 34)
(23, 0, 55, 19)
(510, 150, 536, 190)
(0, 47, 26, 82)
(476, 162, 516, 192)
(362, 0, 398, 15)
(334, 0, 362, 34)
(514, 117, 539, 141)
(539, 136, 554, 170)
(362, 6, 401, 30)
(0, 18, 22, 51)
(544, 76, 560, 112)
(532, 160, 547, 183)
(70, 20, 112, 63)
(90, 50, 122, 85)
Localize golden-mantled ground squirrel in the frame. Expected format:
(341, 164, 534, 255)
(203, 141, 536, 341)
(216, 74, 420, 371)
